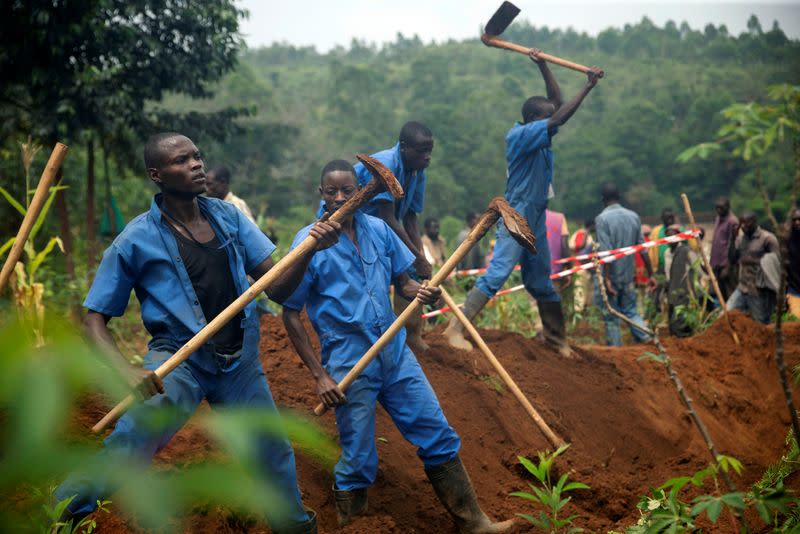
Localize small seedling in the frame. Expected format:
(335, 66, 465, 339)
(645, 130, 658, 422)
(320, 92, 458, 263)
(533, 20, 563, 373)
(511, 444, 589, 533)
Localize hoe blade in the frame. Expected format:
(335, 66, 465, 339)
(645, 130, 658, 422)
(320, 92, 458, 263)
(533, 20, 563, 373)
(484, 1, 521, 36)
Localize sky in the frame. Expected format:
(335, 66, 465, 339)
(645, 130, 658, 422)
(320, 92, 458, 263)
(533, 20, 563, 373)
(237, 1, 800, 51)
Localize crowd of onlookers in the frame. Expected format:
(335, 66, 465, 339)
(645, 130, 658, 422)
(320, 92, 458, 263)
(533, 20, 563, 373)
(419, 188, 799, 346)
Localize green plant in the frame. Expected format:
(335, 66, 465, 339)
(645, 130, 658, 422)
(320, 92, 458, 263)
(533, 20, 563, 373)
(626, 455, 799, 533)
(37, 490, 110, 534)
(0, 317, 337, 531)
(511, 444, 590, 533)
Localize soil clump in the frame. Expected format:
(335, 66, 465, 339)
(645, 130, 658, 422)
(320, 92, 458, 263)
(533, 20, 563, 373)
(69, 311, 799, 532)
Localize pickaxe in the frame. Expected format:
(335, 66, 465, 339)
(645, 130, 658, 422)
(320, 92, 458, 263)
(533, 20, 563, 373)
(481, 1, 604, 78)
(313, 197, 536, 415)
(92, 154, 404, 433)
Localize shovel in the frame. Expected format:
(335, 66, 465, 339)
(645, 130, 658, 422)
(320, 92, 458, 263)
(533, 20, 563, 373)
(313, 197, 535, 416)
(92, 154, 404, 433)
(482, 1, 604, 78)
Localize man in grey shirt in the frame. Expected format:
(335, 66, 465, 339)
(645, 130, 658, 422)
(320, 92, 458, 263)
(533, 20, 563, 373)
(727, 212, 779, 324)
(594, 183, 655, 346)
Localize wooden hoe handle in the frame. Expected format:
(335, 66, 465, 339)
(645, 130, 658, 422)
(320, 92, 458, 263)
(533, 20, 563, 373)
(0, 143, 69, 295)
(482, 35, 604, 78)
(439, 287, 565, 448)
(93, 162, 402, 433)
(313, 206, 506, 416)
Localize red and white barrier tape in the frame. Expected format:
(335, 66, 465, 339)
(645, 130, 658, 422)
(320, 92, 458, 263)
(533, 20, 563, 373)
(421, 230, 699, 319)
(555, 230, 699, 265)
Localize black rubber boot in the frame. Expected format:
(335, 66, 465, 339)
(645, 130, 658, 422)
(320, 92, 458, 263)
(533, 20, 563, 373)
(425, 456, 518, 533)
(443, 287, 490, 351)
(334, 486, 368, 527)
(272, 508, 318, 534)
(537, 299, 572, 358)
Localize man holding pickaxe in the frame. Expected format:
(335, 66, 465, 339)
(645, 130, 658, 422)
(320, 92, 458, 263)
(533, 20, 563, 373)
(284, 160, 517, 533)
(445, 48, 602, 357)
(337, 121, 435, 354)
(54, 133, 340, 534)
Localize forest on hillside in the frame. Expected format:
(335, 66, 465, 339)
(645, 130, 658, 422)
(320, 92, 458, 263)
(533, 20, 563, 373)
(2, 12, 799, 255)
(180, 15, 800, 226)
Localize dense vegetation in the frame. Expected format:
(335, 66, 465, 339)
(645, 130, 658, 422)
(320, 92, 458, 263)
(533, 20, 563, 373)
(189, 15, 800, 226)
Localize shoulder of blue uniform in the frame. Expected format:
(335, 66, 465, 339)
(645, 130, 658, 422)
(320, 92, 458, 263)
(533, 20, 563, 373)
(108, 211, 154, 251)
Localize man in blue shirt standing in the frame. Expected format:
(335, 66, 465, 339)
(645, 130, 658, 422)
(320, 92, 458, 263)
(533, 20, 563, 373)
(55, 133, 340, 534)
(284, 161, 516, 533)
(444, 49, 602, 357)
(594, 183, 655, 346)
(352, 121, 435, 354)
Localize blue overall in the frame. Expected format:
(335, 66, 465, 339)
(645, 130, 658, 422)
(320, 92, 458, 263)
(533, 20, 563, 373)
(317, 143, 426, 221)
(476, 120, 559, 303)
(55, 195, 309, 526)
(283, 213, 460, 491)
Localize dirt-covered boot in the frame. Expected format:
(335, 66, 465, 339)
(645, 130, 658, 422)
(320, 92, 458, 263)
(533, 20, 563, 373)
(396, 293, 429, 353)
(537, 299, 573, 358)
(425, 456, 518, 534)
(334, 486, 368, 527)
(443, 287, 490, 351)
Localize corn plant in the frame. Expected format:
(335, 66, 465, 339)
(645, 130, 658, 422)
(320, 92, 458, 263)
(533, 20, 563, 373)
(511, 444, 589, 533)
(1, 138, 67, 343)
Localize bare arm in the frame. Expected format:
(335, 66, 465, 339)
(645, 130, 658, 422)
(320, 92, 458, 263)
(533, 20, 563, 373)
(529, 49, 562, 108)
(249, 219, 341, 303)
(547, 68, 602, 135)
(376, 202, 432, 279)
(282, 308, 345, 408)
(84, 311, 164, 398)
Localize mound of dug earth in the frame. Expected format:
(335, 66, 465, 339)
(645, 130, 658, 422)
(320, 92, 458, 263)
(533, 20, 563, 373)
(76, 312, 799, 533)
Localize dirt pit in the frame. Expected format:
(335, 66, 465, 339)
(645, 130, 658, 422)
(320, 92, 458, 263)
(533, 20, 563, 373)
(71, 311, 798, 532)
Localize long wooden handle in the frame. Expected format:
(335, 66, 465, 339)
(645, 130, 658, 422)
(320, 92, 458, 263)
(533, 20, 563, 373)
(680, 193, 740, 346)
(313, 210, 500, 416)
(93, 176, 391, 433)
(483, 35, 604, 78)
(439, 287, 565, 448)
(0, 143, 69, 294)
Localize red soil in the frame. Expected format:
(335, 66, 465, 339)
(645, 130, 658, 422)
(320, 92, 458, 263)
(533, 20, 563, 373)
(71, 311, 799, 533)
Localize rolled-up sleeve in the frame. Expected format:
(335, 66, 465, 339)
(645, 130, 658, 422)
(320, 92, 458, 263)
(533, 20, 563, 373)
(237, 209, 276, 273)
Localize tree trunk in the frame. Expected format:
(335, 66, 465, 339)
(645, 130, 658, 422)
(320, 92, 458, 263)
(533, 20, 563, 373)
(793, 137, 799, 209)
(756, 161, 779, 230)
(86, 135, 96, 273)
(55, 168, 76, 280)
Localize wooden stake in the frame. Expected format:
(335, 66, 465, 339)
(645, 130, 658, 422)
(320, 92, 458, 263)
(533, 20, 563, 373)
(440, 286, 565, 448)
(680, 193, 740, 346)
(0, 143, 68, 295)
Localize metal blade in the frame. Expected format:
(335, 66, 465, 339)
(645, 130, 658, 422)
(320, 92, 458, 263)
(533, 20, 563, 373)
(484, 1, 521, 37)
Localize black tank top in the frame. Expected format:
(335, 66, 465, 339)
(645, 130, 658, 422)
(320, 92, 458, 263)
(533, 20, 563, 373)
(169, 227, 244, 354)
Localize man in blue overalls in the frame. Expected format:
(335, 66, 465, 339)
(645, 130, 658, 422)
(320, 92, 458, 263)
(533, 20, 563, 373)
(319, 122, 434, 353)
(284, 160, 516, 533)
(55, 133, 340, 534)
(444, 50, 602, 357)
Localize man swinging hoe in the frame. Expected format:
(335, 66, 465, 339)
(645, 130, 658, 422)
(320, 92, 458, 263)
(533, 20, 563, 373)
(283, 160, 517, 533)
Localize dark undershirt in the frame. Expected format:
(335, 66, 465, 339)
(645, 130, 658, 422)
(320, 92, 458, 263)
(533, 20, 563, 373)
(169, 226, 243, 354)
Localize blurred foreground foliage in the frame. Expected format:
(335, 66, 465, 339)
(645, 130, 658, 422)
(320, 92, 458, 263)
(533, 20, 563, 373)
(0, 317, 336, 531)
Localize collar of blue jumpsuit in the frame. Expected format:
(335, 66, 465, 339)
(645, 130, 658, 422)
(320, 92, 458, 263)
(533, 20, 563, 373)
(101, 194, 268, 373)
(282, 211, 416, 371)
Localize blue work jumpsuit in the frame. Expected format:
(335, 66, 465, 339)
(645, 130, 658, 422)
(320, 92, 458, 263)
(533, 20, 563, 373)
(476, 120, 560, 303)
(283, 213, 460, 491)
(55, 195, 310, 527)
